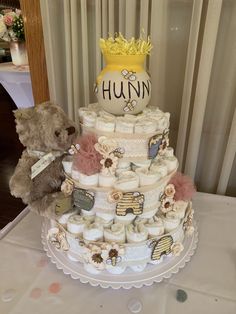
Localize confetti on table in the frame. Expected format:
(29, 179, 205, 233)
(176, 289, 188, 302)
(1, 289, 17, 302)
(36, 256, 48, 268)
(49, 282, 61, 294)
(30, 288, 42, 299)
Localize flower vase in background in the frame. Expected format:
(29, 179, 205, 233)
(9, 41, 28, 66)
(0, 9, 28, 66)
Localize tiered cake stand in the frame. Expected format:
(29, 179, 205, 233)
(42, 219, 198, 289)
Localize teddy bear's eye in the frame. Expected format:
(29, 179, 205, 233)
(55, 130, 60, 137)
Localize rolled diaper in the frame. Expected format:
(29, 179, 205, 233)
(131, 160, 151, 171)
(81, 111, 97, 128)
(95, 216, 113, 228)
(166, 200, 188, 219)
(95, 116, 115, 132)
(115, 214, 135, 225)
(83, 223, 104, 241)
(134, 118, 157, 134)
(144, 216, 164, 238)
(96, 210, 115, 222)
(99, 110, 115, 119)
(162, 156, 178, 173)
(71, 169, 80, 181)
(81, 208, 96, 217)
(115, 117, 134, 134)
(148, 112, 170, 131)
(162, 215, 180, 232)
(150, 160, 168, 178)
(57, 209, 79, 227)
(67, 215, 90, 235)
(136, 167, 160, 186)
(124, 114, 138, 122)
(133, 217, 148, 226)
(62, 156, 73, 174)
(78, 172, 99, 186)
(116, 160, 131, 176)
(114, 171, 139, 190)
(98, 173, 116, 187)
(88, 103, 102, 113)
(78, 107, 90, 122)
(126, 224, 148, 243)
(104, 223, 126, 243)
(163, 147, 174, 157)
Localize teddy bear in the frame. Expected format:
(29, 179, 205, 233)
(9, 101, 78, 218)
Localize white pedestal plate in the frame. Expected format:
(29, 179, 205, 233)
(42, 219, 198, 289)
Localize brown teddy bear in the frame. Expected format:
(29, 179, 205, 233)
(9, 102, 78, 218)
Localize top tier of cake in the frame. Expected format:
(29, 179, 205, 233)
(95, 35, 152, 115)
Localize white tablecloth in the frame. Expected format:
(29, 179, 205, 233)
(0, 192, 236, 314)
(0, 62, 34, 108)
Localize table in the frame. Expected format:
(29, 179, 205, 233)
(0, 192, 236, 314)
(0, 62, 34, 108)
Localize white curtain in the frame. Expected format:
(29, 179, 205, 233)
(40, 0, 236, 197)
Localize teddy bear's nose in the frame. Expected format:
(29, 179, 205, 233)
(66, 126, 76, 135)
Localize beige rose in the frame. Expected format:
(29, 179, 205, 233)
(107, 190, 123, 203)
(186, 225, 194, 236)
(164, 184, 175, 198)
(94, 136, 118, 156)
(61, 179, 74, 196)
(171, 242, 184, 256)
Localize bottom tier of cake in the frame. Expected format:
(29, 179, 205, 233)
(46, 202, 194, 275)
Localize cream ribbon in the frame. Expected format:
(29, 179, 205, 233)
(28, 149, 64, 179)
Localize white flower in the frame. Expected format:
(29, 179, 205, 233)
(94, 136, 118, 156)
(164, 184, 175, 198)
(100, 153, 119, 175)
(83, 244, 108, 270)
(160, 197, 174, 213)
(171, 242, 184, 256)
(61, 178, 74, 196)
(47, 227, 69, 251)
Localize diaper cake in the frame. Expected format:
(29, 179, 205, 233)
(48, 34, 196, 276)
(10, 34, 197, 282)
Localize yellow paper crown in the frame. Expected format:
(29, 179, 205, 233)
(100, 33, 153, 56)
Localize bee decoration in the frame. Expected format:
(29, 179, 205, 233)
(106, 249, 122, 266)
(121, 69, 136, 81)
(123, 99, 137, 112)
(111, 147, 125, 158)
(68, 144, 80, 155)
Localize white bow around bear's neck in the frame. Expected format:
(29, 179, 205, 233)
(27, 149, 64, 180)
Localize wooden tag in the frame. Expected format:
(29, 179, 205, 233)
(148, 134, 163, 159)
(73, 188, 95, 211)
(151, 235, 173, 260)
(55, 196, 72, 216)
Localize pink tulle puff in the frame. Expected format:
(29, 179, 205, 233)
(73, 133, 102, 176)
(169, 172, 196, 201)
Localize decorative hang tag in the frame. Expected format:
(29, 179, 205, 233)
(73, 188, 95, 211)
(116, 191, 144, 216)
(55, 196, 72, 216)
(151, 235, 173, 260)
(148, 133, 163, 159)
(31, 152, 56, 179)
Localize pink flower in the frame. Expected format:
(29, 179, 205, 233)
(3, 13, 14, 26)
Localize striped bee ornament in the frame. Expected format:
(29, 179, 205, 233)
(150, 235, 173, 260)
(116, 192, 144, 216)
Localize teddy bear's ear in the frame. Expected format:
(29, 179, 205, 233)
(13, 107, 34, 122)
